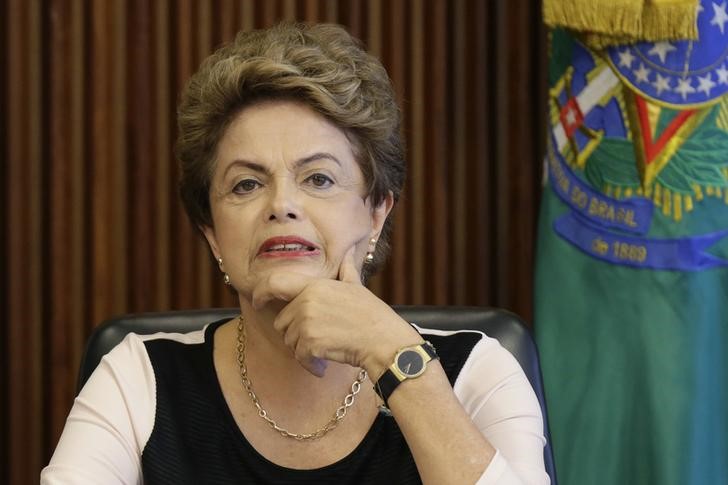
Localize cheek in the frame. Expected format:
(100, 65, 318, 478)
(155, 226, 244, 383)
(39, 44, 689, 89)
(214, 209, 257, 258)
(320, 202, 372, 249)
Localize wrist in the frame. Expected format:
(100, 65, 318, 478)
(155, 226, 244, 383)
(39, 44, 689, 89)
(371, 341, 439, 408)
(360, 317, 422, 378)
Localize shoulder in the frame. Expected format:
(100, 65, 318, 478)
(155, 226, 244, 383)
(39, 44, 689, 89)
(414, 324, 540, 418)
(413, 323, 519, 385)
(413, 324, 487, 384)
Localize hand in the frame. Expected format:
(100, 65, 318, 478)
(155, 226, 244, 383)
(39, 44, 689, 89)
(251, 247, 420, 377)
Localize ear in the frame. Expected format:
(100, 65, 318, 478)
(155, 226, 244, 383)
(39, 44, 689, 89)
(200, 224, 222, 259)
(369, 191, 394, 239)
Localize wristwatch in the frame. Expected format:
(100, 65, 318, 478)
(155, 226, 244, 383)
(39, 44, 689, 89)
(374, 341, 439, 408)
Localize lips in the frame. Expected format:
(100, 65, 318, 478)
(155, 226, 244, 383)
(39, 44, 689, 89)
(257, 236, 320, 258)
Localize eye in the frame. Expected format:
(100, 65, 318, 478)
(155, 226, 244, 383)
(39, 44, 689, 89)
(304, 173, 334, 188)
(233, 179, 261, 194)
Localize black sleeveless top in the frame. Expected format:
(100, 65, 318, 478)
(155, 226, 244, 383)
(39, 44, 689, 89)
(140, 319, 482, 484)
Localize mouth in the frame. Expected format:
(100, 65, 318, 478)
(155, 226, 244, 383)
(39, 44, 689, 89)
(257, 236, 320, 258)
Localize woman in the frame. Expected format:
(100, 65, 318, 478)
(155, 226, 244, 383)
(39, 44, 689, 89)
(42, 23, 548, 484)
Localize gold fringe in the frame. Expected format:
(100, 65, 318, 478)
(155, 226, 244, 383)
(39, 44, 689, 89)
(693, 183, 704, 201)
(545, 0, 699, 48)
(706, 185, 715, 197)
(654, 183, 662, 206)
(624, 187, 634, 198)
(685, 195, 694, 212)
(673, 192, 682, 222)
(543, 0, 643, 37)
(605, 184, 614, 197)
(636, 186, 644, 196)
(614, 186, 622, 199)
(644, 184, 653, 198)
(716, 187, 723, 198)
(641, 2, 699, 41)
(662, 186, 671, 216)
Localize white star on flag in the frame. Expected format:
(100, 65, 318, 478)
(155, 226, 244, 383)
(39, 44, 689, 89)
(648, 42, 677, 63)
(697, 73, 717, 96)
(675, 77, 696, 100)
(711, 1, 728, 34)
(633, 63, 651, 84)
(652, 73, 672, 95)
(717, 64, 728, 84)
(618, 49, 636, 68)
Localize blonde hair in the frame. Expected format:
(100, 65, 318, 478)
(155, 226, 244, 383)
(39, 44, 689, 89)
(177, 22, 405, 277)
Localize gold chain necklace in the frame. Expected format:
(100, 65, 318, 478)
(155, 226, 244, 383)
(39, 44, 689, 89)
(236, 315, 368, 440)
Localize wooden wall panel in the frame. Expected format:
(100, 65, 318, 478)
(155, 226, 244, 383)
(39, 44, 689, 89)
(1, 1, 546, 482)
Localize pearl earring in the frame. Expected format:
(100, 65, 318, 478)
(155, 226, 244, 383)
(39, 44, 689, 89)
(365, 238, 377, 263)
(217, 257, 231, 285)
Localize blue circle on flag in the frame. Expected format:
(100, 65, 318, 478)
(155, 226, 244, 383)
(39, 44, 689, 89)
(607, 0, 728, 107)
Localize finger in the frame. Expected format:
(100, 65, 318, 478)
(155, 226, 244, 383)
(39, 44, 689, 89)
(337, 246, 361, 284)
(303, 357, 328, 377)
(273, 304, 296, 334)
(294, 342, 328, 377)
(252, 272, 312, 310)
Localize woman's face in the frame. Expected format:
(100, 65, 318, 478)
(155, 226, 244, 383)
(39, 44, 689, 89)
(202, 100, 391, 295)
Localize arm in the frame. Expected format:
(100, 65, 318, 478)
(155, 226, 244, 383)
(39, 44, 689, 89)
(41, 334, 156, 485)
(389, 331, 549, 485)
(254, 250, 548, 484)
(373, 330, 549, 485)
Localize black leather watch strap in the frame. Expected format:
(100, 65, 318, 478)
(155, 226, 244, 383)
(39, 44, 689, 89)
(374, 341, 438, 408)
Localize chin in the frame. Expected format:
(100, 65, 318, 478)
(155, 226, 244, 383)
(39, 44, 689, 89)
(254, 262, 333, 279)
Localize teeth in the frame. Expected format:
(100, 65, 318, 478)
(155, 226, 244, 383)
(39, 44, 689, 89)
(266, 243, 312, 252)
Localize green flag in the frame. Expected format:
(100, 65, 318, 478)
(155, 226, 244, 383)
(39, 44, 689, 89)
(535, 5, 728, 485)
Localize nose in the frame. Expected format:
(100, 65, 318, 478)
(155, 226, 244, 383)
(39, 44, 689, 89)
(266, 178, 300, 222)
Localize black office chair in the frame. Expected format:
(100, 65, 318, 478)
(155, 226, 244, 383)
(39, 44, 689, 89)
(78, 305, 557, 484)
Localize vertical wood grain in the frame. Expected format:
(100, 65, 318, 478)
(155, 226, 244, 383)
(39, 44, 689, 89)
(0, 0, 8, 478)
(155, 0, 173, 311)
(7, 1, 44, 482)
(409, 0, 425, 304)
(425, 0, 449, 304)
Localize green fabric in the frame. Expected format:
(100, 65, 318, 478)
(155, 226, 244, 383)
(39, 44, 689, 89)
(536, 190, 728, 485)
(535, 30, 728, 485)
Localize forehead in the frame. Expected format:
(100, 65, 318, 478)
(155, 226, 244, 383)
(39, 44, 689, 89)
(215, 100, 356, 169)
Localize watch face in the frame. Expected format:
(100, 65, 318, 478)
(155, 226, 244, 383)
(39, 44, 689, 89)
(396, 350, 425, 377)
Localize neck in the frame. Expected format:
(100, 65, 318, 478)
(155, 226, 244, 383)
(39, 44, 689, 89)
(235, 295, 359, 386)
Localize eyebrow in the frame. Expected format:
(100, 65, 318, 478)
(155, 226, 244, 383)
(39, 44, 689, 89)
(222, 152, 342, 179)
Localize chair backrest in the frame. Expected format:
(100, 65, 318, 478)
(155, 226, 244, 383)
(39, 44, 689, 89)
(78, 305, 557, 484)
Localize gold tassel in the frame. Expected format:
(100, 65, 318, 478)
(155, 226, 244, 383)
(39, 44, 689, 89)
(654, 183, 662, 206)
(543, 0, 642, 37)
(641, 1, 699, 41)
(614, 186, 622, 199)
(706, 185, 715, 197)
(685, 195, 694, 212)
(544, 0, 698, 48)
(624, 187, 634, 198)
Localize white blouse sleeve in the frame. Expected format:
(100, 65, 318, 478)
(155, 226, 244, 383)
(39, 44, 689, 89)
(40, 333, 157, 485)
(453, 334, 550, 485)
